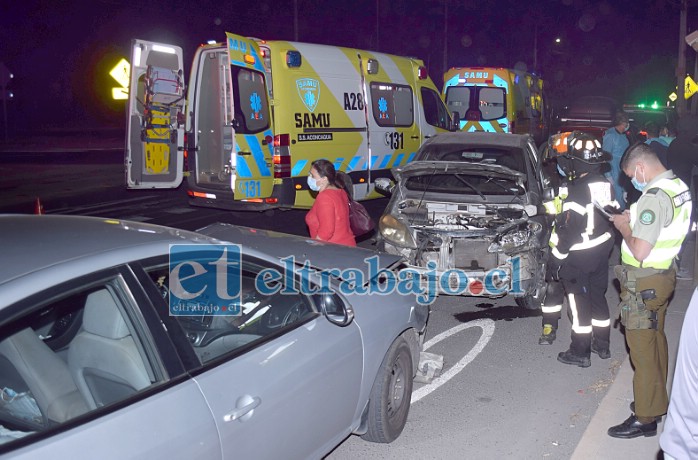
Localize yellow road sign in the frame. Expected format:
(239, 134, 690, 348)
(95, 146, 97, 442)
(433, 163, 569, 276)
(669, 92, 678, 102)
(685, 75, 698, 99)
(110, 58, 130, 100)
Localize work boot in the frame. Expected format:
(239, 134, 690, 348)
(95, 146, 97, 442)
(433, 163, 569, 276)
(591, 341, 611, 359)
(538, 324, 557, 345)
(557, 349, 591, 368)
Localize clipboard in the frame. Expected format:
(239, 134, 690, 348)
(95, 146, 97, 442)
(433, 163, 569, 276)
(593, 201, 622, 219)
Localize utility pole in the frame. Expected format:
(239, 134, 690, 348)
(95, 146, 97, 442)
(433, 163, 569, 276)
(677, 0, 688, 117)
(376, 0, 379, 50)
(443, 0, 448, 77)
(294, 0, 299, 41)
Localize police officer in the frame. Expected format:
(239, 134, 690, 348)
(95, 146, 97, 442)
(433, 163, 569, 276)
(549, 132, 617, 367)
(539, 132, 572, 345)
(607, 143, 692, 439)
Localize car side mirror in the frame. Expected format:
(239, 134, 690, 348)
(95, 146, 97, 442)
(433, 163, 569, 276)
(315, 293, 354, 327)
(374, 178, 394, 196)
(543, 187, 555, 202)
(450, 111, 461, 132)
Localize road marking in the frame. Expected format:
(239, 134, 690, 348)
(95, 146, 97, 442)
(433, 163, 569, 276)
(411, 318, 495, 403)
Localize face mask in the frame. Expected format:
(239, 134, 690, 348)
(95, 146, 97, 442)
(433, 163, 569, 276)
(307, 175, 320, 191)
(631, 165, 647, 192)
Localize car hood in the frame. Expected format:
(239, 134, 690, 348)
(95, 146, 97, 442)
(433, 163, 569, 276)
(197, 223, 402, 281)
(393, 161, 524, 183)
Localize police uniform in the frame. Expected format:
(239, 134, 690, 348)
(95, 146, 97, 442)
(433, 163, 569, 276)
(617, 170, 692, 421)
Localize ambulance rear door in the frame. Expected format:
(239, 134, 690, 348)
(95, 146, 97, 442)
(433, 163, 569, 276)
(361, 54, 421, 186)
(126, 40, 185, 188)
(443, 68, 509, 134)
(189, 34, 274, 201)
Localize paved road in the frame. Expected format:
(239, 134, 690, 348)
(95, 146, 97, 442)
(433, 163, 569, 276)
(2, 149, 695, 459)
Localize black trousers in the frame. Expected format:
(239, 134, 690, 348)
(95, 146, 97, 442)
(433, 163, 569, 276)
(559, 239, 614, 355)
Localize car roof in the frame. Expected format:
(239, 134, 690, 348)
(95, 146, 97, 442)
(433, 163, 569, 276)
(0, 215, 215, 288)
(422, 132, 532, 149)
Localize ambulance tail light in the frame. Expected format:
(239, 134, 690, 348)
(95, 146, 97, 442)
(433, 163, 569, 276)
(273, 134, 291, 178)
(286, 51, 302, 68)
(417, 66, 428, 80)
(183, 132, 189, 171)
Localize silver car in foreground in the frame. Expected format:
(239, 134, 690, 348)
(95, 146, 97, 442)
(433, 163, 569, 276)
(0, 215, 427, 459)
(377, 132, 552, 309)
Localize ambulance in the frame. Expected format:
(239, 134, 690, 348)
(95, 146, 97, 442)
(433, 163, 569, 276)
(442, 67, 549, 146)
(125, 33, 452, 210)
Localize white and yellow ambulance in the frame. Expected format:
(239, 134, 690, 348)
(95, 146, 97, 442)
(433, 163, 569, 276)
(126, 33, 451, 210)
(442, 67, 549, 146)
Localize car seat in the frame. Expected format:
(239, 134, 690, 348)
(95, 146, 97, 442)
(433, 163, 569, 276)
(68, 289, 151, 409)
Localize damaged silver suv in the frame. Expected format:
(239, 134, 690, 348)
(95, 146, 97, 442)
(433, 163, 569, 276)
(376, 132, 552, 309)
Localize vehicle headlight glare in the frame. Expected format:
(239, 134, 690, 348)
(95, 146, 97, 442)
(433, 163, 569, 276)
(379, 214, 417, 249)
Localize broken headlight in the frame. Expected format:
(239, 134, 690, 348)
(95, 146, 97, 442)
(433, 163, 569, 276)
(379, 214, 417, 249)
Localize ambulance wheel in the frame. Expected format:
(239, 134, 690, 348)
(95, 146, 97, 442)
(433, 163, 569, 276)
(362, 337, 413, 443)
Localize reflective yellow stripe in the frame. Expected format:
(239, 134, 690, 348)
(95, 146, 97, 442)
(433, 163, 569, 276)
(592, 318, 610, 327)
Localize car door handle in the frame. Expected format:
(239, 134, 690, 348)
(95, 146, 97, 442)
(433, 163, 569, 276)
(411, 135, 420, 139)
(238, 151, 252, 156)
(223, 396, 261, 422)
(424, 135, 432, 139)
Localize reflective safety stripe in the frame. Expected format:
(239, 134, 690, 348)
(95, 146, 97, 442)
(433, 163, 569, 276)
(562, 201, 586, 215)
(569, 294, 593, 334)
(549, 232, 559, 247)
(568, 232, 612, 251)
(551, 247, 567, 259)
(542, 304, 562, 314)
(592, 318, 611, 327)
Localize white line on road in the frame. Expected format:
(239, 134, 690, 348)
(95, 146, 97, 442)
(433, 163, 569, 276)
(411, 318, 495, 403)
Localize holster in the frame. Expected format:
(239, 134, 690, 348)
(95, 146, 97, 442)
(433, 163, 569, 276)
(614, 265, 659, 330)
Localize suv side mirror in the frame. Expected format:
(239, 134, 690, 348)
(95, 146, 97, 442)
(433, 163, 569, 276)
(450, 111, 461, 132)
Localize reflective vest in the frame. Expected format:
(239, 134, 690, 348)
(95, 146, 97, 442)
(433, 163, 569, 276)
(621, 177, 692, 269)
(545, 184, 567, 250)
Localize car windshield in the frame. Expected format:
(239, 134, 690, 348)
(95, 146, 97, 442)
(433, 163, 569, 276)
(405, 172, 523, 197)
(417, 144, 526, 174)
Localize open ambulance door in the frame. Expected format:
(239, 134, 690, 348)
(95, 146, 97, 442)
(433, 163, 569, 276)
(126, 39, 185, 189)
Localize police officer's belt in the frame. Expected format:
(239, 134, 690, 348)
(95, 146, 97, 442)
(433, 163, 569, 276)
(619, 264, 674, 279)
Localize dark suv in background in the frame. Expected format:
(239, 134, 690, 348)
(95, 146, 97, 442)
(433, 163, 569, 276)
(623, 104, 678, 143)
(557, 96, 620, 140)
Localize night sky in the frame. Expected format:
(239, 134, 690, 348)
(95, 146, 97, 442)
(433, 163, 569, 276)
(0, 0, 696, 132)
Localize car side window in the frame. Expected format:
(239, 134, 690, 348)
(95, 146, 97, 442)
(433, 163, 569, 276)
(145, 259, 319, 365)
(0, 276, 162, 447)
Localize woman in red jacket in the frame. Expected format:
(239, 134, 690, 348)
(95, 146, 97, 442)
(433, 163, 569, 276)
(305, 159, 356, 246)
